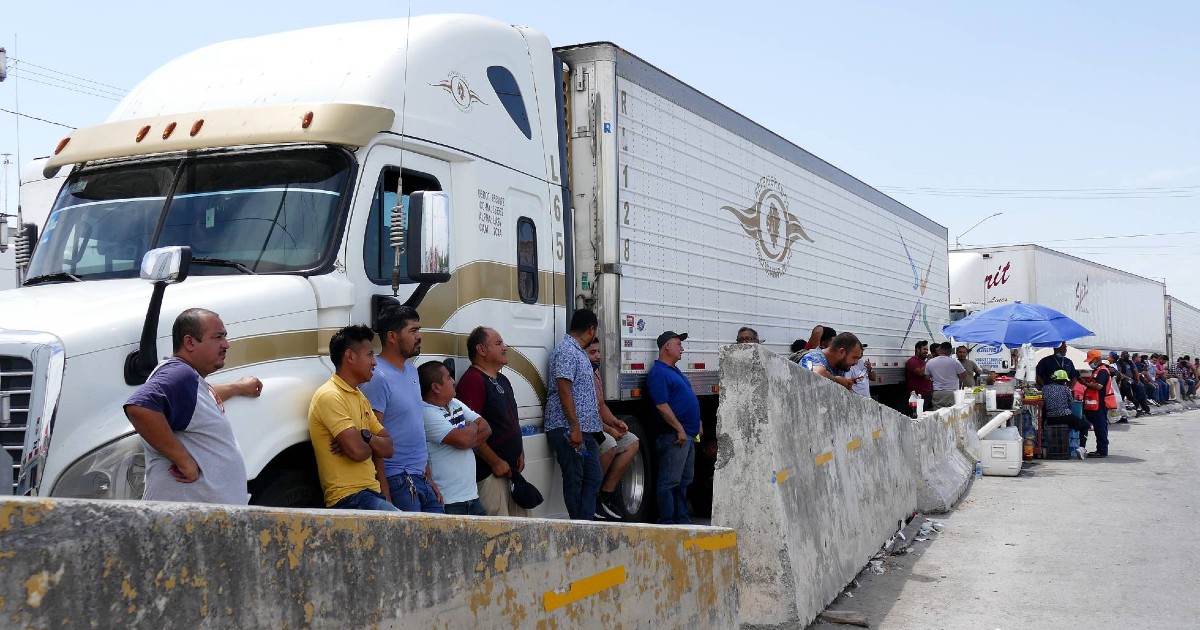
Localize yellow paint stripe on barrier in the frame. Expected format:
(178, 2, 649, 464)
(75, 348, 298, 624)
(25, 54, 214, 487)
(846, 438, 863, 453)
(543, 566, 626, 612)
(814, 450, 834, 466)
(772, 469, 791, 484)
(872, 429, 883, 440)
(684, 531, 738, 552)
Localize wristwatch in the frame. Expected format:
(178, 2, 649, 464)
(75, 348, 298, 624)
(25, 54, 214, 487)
(361, 429, 373, 443)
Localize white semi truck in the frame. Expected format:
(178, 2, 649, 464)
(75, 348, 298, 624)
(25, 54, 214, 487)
(949, 244, 1170, 371)
(0, 15, 947, 518)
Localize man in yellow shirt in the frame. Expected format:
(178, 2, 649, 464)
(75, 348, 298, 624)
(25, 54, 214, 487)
(309, 325, 397, 511)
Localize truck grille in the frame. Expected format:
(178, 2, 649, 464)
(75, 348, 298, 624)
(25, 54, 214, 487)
(0, 356, 33, 494)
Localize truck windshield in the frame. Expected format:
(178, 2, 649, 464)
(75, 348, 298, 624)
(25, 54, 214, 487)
(26, 148, 351, 281)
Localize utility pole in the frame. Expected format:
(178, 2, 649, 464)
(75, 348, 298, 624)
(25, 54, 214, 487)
(0, 153, 10, 253)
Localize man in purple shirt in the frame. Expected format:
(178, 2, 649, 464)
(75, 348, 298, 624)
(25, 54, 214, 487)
(124, 308, 263, 504)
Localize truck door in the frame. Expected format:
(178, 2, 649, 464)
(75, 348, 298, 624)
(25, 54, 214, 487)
(345, 146, 452, 334)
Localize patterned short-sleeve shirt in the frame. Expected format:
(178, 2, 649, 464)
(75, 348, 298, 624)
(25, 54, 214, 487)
(544, 335, 602, 433)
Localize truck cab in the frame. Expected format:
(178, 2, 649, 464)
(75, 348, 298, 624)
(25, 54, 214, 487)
(1, 16, 582, 511)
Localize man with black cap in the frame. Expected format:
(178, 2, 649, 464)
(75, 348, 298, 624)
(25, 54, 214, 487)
(647, 330, 701, 524)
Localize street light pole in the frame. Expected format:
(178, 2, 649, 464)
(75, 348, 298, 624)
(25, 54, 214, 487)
(955, 212, 1003, 248)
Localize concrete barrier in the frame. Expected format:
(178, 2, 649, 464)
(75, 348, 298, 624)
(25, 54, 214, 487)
(912, 403, 984, 513)
(713, 345, 982, 628)
(0, 497, 738, 629)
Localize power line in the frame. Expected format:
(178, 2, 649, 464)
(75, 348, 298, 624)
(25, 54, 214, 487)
(0, 107, 74, 129)
(8, 56, 129, 93)
(7, 71, 123, 101)
(967, 231, 1200, 247)
(884, 184, 1200, 193)
(881, 183, 1200, 200)
(11, 66, 126, 98)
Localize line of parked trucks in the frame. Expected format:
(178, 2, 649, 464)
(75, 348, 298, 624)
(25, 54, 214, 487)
(0, 14, 1192, 521)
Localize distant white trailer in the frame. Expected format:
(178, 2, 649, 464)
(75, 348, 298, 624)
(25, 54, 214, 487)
(0, 157, 63, 290)
(1166, 296, 1200, 359)
(949, 244, 1166, 370)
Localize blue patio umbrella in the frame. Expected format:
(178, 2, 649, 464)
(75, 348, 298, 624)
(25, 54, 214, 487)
(941, 302, 1094, 348)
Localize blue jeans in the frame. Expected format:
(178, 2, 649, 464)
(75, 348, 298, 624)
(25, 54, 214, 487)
(655, 434, 695, 524)
(1156, 379, 1169, 402)
(444, 498, 488, 516)
(547, 428, 602, 520)
(1085, 409, 1109, 455)
(386, 472, 445, 513)
(332, 489, 401, 512)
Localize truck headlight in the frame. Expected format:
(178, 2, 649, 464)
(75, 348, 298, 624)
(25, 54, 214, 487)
(52, 434, 145, 500)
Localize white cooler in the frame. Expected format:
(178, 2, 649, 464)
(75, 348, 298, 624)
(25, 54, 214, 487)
(980, 427, 1022, 477)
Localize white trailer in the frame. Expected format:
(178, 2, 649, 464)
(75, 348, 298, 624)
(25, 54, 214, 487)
(1166, 296, 1200, 359)
(949, 245, 1167, 370)
(560, 44, 949, 397)
(0, 158, 63, 291)
(0, 16, 945, 519)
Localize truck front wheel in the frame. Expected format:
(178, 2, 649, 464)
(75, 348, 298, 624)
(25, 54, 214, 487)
(250, 467, 324, 508)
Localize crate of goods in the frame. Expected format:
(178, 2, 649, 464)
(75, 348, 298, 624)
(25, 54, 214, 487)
(1042, 424, 1071, 460)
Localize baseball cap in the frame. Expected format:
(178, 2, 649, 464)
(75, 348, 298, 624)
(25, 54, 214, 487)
(1051, 369, 1070, 382)
(510, 472, 544, 510)
(1086, 349, 1102, 363)
(656, 331, 688, 349)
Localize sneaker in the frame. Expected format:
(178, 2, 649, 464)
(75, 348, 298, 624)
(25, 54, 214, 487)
(1076, 447, 1087, 460)
(1117, 417, 1129, 423)
(1134, 410, 1145, 418)
(1087, 451, 1107, 458)
(598, 492, 626, 520)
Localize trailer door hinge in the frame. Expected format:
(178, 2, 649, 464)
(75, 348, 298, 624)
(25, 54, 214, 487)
(598, 263, 622, 276)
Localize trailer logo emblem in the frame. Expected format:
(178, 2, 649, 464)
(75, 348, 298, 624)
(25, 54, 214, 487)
(724, 176, 814, 277)
(432, 71, 487, 112)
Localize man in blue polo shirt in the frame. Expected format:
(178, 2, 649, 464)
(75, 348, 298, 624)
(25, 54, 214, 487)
(647, 330, 701, 524)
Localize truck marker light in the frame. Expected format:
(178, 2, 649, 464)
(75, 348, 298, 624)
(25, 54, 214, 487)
(301, 111, 314, 129)
(691, 362, 706, 369)
(135, 126, 150, 143)
(162, 122, 177, 140)
(630, 388, 642, 398)
(630, 363, 645, 370)
(711, 385, 720, 393)
(190, 119, 204, 137)
(54, 137, 71, 154)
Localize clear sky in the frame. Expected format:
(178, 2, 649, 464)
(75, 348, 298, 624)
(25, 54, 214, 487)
(4, 1, 1198, 307)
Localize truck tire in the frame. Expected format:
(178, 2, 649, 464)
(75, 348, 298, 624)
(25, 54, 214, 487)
(616, 414, 655, 523)
(250, 467, 324, 508)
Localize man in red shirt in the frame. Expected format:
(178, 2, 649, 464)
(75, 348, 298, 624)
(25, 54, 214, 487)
(457, 326, 530, 516)
(905, 340, 932, 415)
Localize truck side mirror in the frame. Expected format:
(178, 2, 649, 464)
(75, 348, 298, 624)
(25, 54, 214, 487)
(406, 191, 451, 283)
(140, 245, 192, 284)
(125, 246, 193, 385)
(0, 219, 8, 252)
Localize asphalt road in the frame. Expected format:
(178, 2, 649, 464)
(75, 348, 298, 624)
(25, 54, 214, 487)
(810, 407, 1200, 630)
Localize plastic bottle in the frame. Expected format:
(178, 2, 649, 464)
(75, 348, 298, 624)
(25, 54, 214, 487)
(1022, 436, 1034, 461)
(908, 391, 918, 415)
(974, 460, 983, 480)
